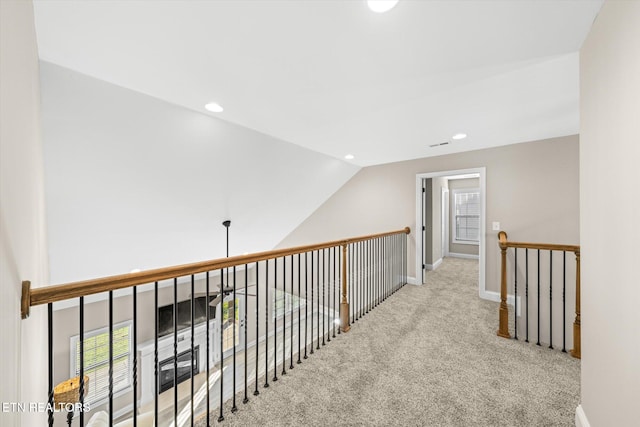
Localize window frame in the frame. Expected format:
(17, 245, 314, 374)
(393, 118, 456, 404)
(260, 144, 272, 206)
(451, 187, 481, 245)
(69, 320, 133, 406)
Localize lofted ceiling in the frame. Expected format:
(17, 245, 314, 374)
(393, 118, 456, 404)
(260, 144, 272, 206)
(33, 0, 603, 166)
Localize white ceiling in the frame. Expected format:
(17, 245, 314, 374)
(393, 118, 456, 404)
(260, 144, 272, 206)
(33, 0, 603, 167)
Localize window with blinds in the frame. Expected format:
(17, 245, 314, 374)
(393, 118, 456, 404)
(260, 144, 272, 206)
(70, 322, 132, 405)
(452, 189, 480, 244)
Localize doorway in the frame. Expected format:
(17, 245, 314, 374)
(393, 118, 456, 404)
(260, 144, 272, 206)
(415, 168, 487, 300)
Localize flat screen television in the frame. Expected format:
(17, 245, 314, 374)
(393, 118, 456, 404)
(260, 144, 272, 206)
(158, 296, 216, 337)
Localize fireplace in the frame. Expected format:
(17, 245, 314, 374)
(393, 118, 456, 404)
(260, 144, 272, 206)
(158, 346, 199, 393)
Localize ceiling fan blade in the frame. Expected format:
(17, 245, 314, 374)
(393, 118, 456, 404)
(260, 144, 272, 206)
(209, 294, 222, 307)
(192, 291, 221, 299)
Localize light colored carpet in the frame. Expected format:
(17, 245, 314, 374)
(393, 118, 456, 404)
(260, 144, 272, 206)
(196, 257, 580, 426)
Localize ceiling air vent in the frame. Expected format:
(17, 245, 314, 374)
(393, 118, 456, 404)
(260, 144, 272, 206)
(429, 141, 450, 148)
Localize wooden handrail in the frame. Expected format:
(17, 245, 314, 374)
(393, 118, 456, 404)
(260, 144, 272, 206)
(497, 231, 581, 359)
(21, 227, 410, 319)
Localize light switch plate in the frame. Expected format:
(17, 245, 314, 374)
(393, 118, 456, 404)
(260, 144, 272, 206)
(492, 222, 500, 231)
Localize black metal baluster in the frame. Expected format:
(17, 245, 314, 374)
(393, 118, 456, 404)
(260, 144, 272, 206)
(298, 254, 302, 364)
(514, 248, 518, 340)
(133, 286, 138, 427)
(375, 238, 379, 307)
(322, 248, 326, 346)
(232, 267, 238, 413)
(109, 290, 114, 424)
(549, 250, 554, 349)
(205, 273, 211, 426)
(304, 253, 309, 358)
(367, 240, 375, 313)
(79, 296, 85, 426)
(350, 243, 354, 323)
(218, 271, 224, 422)
(154, 282, 159, 426)
(337, 246, 341, 335)
(562, 252, 567, 353)
(384, 236, 388, 300)
(359, 241, 363, 317)
(281, 257, 286, 376)
(525, 250, 529, 343)
(361, 240, 364, 314)
(310, 251, 314, 355)
(333, 246, 337, 338)
(364, 241, 368, 314)
(173, 279, 179, 426)
(392, 235, 396, 293)
(316, 250, 320, 350)
(325, 248, 333, 342)
(379, 238, 382, 302)
(383, 237, 387, 301)
(290, 255, 295, 368)
(537, 250, 541, 346)
(264, 260, 269, 388)
(254, 262, 260, 397)
(355, 242, 359, 321)
(273, 258, 278, 382)
(48, 303, 54, 427)
(394, 235, 397, 292)
(244, 265, 249, 404)
(190, 276, 195, 425)
(405, 233, 408, 286)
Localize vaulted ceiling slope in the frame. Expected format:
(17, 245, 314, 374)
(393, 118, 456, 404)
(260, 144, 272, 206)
(33, 0, 603, 167)
(39, 63, 359, 284)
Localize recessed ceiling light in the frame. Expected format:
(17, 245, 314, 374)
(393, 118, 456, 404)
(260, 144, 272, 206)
(345, 154, 355, 160)
(204, 102, 224, 113)
(367, 0, 399, 13)
(452, 133, 467, 140)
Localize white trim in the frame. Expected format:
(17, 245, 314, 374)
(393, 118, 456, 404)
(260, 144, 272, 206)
(575, 405, 591, 427)
(424, 258, 443, 271)
(406, 276, 418, 285)
(481, 290, 521, 316)
(451, 240, 480, 246)
(441, 187, 449, 258)
(415, 167, 486, 292)
(447, 252, 479, 260)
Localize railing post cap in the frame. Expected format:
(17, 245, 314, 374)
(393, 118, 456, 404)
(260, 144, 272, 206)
(498, 231, 508, 249)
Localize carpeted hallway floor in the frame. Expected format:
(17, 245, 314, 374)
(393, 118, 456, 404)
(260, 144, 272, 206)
(197, 257, 580, 426)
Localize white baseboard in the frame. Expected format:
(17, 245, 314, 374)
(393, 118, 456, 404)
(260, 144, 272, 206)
(447, 253, 479, 260)
(424, 258, 443, 271)
(481, 290, 521, 316)
(406, 276, 418, 285)
(575, 405, 590, 427)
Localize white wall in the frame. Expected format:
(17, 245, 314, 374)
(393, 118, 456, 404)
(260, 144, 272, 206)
(579, 1, 640, 425)
(0, 1, 48, 425)
(39, 62, 359, 285)
(278, 135, 580, 292)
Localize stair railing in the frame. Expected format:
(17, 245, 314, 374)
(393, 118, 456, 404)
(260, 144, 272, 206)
(21, 227, 410, 426)
(497, 231, 580, 358)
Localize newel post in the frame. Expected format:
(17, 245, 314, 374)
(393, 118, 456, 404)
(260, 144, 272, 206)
(571, 250, 581, 359)
(340, 243, 350, 333)
(497, 231, 511, 338)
